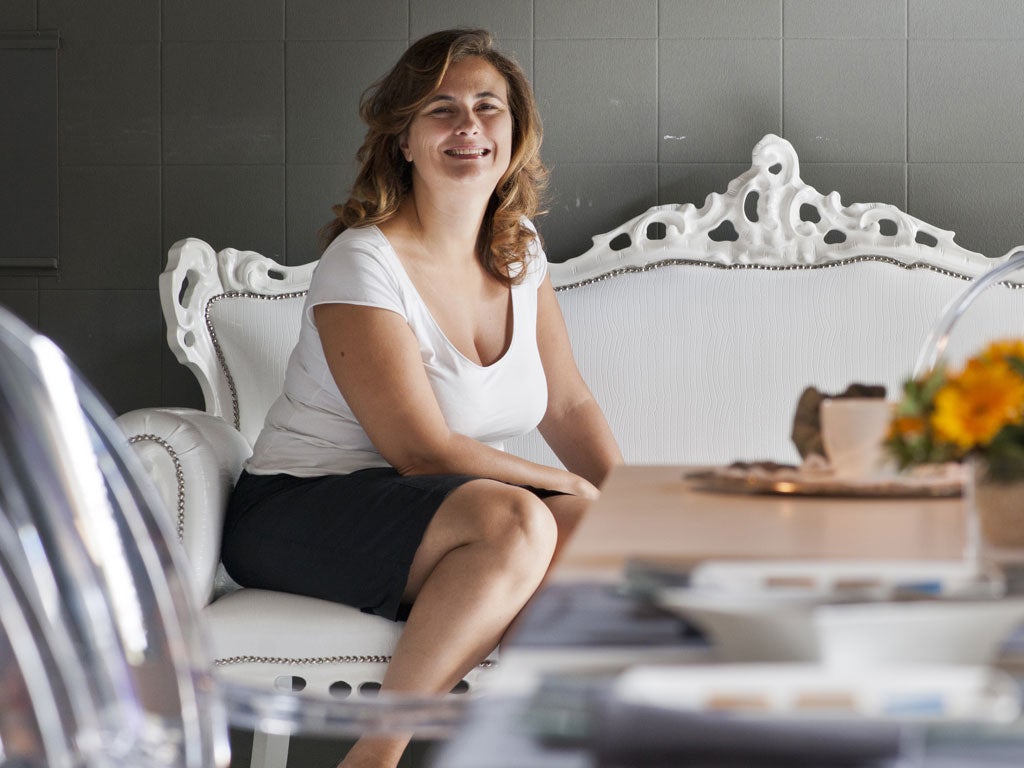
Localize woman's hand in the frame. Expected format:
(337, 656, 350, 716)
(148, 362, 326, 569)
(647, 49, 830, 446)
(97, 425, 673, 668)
(566, 474, 600, 500)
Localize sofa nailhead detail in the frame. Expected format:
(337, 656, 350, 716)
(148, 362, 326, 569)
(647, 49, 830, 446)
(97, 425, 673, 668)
(128, 433, 186, 542)
(215, 655, 496, 668)
(205, 290, 308, 432)
(552, 255, 1023, 293)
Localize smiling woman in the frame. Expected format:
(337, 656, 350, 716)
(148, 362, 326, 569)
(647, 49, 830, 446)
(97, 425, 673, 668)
(220, 28, 621, 768)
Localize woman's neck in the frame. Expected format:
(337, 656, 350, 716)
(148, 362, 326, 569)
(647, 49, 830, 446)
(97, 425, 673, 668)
(397, 187, 491, 266)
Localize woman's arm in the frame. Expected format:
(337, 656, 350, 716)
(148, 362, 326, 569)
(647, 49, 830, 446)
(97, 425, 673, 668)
(314, 301, 599, 498)
(535, 275, 623, 487)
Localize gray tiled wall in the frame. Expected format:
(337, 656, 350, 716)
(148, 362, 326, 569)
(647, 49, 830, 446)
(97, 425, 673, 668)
(3, 0, 1024, 425)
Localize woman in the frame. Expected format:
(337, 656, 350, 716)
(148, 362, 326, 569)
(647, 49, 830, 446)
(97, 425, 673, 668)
(223, 28, 621, 768)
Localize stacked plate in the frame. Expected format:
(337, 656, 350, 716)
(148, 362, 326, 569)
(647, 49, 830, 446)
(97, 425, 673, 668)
(654, 559, 1024, 667)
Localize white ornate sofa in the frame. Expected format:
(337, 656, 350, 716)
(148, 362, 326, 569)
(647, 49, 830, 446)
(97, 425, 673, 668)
(116, 133, 1024, 756)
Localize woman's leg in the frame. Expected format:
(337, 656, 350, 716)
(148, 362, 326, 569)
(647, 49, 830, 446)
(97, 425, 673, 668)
(540, 493, 590, 565)
(337, 479, 558, 768)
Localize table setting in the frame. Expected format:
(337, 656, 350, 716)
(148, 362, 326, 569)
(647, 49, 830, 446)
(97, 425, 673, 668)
(433, 264, 1024, 767)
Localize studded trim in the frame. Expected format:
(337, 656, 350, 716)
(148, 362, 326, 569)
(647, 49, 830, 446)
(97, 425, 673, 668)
(214, 654, 496, 668)
(205, 290, 308, 431)
(128, 433, 186, 543)
(552, 255, 1024, 292)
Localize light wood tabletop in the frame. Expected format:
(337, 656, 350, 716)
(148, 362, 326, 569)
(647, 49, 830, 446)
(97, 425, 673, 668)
(555, 464, 969, 582)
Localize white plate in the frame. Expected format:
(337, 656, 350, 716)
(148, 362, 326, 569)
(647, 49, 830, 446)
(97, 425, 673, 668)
(613, 663, 1022, 723)
(688, 558, 1003, 599)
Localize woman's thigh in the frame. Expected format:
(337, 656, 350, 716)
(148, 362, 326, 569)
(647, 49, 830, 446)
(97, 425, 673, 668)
(222, 468, 476, 619)
(401, 479, 557, 602)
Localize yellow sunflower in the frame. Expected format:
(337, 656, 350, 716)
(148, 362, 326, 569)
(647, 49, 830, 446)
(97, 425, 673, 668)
(982, 338, 1024, 364)
(931, 357, 1024, 450)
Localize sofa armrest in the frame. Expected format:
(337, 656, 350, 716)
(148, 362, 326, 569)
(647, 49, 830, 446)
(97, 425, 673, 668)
(116, 407, 251, 605)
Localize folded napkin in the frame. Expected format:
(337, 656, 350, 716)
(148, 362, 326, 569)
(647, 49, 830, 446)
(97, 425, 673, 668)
(791, 383, 886, 460)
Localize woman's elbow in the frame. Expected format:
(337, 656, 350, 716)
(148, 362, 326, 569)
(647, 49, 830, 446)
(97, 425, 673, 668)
(385, 436, 458, 477)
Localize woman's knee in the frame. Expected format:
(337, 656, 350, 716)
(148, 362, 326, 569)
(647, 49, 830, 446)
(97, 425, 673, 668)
(441, 480, 557, 554)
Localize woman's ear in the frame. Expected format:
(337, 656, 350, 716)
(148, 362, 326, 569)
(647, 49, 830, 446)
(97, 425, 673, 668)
(399, 133, 412, 163)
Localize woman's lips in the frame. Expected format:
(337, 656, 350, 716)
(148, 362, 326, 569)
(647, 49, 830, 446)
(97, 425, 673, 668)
(444, 147, 490, 157)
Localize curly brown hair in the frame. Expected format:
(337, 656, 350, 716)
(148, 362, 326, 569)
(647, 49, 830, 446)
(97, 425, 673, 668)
(318, 28, 547, 285)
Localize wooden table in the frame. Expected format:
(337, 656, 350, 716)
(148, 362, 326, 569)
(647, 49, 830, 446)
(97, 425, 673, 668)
(431, 467, 1024, 767)
(555, 464, 968, 582)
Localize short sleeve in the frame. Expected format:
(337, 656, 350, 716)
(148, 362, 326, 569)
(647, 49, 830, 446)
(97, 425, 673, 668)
(305, 230, 406, 321)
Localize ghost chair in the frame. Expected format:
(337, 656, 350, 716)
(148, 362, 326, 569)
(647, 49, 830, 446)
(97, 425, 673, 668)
(0, 305, 229, 768)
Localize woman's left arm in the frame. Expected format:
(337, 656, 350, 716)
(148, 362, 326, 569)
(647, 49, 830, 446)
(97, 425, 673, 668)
(536, 274, 623, 487)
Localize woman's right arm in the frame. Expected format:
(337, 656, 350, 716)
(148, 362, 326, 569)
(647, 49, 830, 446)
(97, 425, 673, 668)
(313, 302, 598, 498)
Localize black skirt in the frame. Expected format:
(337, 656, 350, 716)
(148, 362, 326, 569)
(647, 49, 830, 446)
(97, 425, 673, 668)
(222, 467, 476, 621)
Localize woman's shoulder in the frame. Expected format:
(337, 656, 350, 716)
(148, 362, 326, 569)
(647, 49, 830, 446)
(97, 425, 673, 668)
(321, 225, 390, 260)
(317, 226, 398, 275)
(310, 226, 405, 305)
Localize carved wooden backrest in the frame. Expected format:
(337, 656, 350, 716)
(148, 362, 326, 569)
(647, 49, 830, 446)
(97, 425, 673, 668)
(161, 240, 316, 446)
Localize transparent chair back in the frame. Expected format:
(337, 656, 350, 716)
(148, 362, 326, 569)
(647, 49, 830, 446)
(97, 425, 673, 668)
(0, 307, 229, 768)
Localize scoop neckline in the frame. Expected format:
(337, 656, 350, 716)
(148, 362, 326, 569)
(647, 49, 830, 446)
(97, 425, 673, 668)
(369, 225, 517, 370)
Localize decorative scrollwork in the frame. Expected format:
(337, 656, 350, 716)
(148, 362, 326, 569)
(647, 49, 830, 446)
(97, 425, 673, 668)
(550, 134, 1003, 286)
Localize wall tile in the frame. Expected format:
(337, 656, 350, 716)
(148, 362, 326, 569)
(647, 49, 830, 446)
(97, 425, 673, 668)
(286, 40, 407, 164)
(658, 163, 756, 207)
(535, 0, 656, 39)
(0, 291, 38, 328)
(0, 275, 38, 291)
(659, 39, 781, 163)
(163, 41, 284, 164)
(784, 38, 905, 162)
(0, 0, 36, 29)
(161, 345, 205, 409)
(909, 163, 1024, 261)
(38, 0, 158, 40)
(59, 42, 160, 165)
(287, 164, 352, 265)
(39, 166, 160, 290)
(39, 289, 163, 414)
(163, 165, 285, 259)
(798, 163, 907, 210)
(910, 0, 1024, 39)
(498, 38, 532, 81)
(540, 163, 658, 262)
(909, 41, 1024, 162)
(537, 39, 656, 163)
(286, 0, 407, 40)
(784, 0, 906, 38)
(410, 0, 533, 41)
(660, 0, 782, 38)
(162, 0, 283, 41)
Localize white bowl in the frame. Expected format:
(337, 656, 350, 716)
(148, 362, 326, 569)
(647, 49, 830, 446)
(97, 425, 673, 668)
(657, 590, 1024, 667)
(815, 598, 1024, 668)
(658, 590, 823, 662)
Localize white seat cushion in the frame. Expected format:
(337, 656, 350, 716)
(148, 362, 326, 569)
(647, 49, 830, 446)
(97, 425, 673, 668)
(206, 588, 496, 696)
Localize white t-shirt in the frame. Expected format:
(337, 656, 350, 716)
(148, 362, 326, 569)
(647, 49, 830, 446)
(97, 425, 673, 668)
(246, 224, 549, 477)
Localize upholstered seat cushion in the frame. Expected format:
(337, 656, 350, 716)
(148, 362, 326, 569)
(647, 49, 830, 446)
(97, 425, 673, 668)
(206, 588, 496, 694)
(206, 589, 405, 693)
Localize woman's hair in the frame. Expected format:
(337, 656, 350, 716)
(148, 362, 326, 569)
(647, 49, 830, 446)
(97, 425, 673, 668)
(319, 28, 547, 285)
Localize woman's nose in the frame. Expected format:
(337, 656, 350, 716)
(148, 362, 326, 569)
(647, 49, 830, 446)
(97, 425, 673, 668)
(455, 111, 480, 135)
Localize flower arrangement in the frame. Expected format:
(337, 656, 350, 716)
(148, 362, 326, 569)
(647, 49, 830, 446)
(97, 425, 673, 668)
(886, 339, 1024, 482)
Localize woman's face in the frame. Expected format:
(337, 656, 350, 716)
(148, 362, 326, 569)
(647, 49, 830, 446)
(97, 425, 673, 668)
(400, 56, 514, 195)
